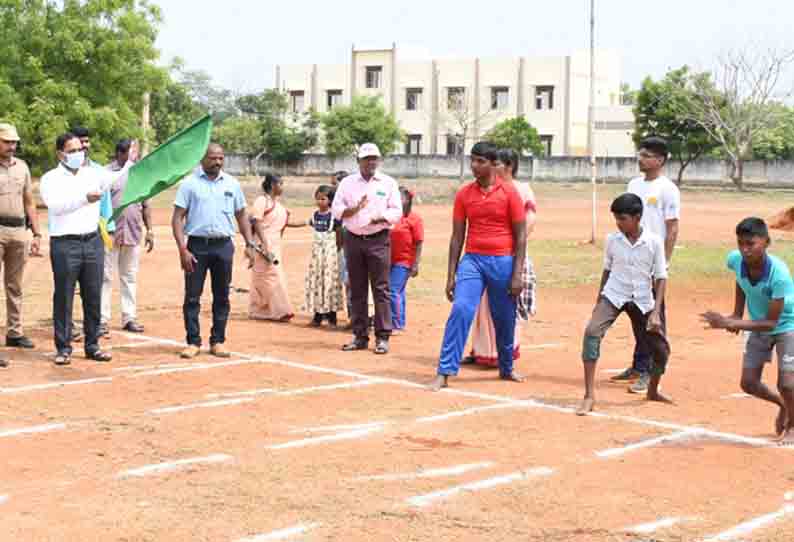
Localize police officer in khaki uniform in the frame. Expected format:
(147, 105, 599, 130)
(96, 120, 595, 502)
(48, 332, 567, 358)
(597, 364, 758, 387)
(0, 123, 43, 367)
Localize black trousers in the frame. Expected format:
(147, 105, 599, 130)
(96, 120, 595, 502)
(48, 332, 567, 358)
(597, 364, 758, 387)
(50, 233, 104, 355)
(183, 237, 234, 347)
(343, 229, 392, 341)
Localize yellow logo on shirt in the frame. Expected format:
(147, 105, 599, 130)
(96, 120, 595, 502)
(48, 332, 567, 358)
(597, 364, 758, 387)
(647, 196, 658, 206)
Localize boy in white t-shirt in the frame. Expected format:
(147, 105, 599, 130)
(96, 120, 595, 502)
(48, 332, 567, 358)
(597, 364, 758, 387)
(610, 137, 681, 393)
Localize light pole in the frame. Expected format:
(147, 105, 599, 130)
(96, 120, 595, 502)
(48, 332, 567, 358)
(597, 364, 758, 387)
(588, 0, 597, 244)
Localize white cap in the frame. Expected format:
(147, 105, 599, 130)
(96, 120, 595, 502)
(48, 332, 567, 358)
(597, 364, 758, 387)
(357, 143, 381, 159)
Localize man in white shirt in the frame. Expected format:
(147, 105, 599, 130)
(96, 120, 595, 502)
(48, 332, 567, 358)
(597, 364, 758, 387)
(40, 132, 135, 365)
(611, 137, 681, 393)
(577, 193, 671, 415)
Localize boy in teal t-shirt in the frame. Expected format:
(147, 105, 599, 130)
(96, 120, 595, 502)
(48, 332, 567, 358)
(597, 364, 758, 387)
(701, 217, 794, 446)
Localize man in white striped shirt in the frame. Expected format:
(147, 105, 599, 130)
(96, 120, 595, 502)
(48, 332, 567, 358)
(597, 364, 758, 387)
(577, 193, 671, 416)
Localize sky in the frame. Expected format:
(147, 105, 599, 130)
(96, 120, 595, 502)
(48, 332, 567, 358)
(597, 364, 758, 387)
(153, 0, 793, 93)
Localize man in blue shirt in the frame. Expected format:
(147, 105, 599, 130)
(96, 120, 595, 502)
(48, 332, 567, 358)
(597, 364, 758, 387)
(171, 143, 256, 359)
(702, 217, 794, 447)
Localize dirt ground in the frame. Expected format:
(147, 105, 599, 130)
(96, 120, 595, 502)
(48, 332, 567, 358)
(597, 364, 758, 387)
(2, 183, 794, 541)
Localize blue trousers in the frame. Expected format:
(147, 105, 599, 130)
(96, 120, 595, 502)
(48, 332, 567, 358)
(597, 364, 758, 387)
(438, 254, 517, 377)
(389, 264, 411, 330)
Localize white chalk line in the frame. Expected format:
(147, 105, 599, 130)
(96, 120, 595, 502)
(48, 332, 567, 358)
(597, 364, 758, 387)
(522, 343, 564, 350)
(205, 387, 275, 399)
(623, 516, 697, 534)
(356, 462, 496, 482)
(149, 397, 256, 415)
(0, 495, 7, 505)
(121, 332, 788, 450)
(112, 362, 195, 373)
(0, 423, 66, 438)
(415, 403, 528, 423)
(595, 430, 700, 458)
(721, 393, 752, 399)
(233, 522, 320, 542)
(406, 467, 555, 507)
(702, 504, 794, 541)
(0, 377, 113, 394)
(132, 358, 262, 377)
(117, 453, 233, 478)
(290, 422, 388, 434)
(266, 427, 383, 450)
(600, 369, 624, 375)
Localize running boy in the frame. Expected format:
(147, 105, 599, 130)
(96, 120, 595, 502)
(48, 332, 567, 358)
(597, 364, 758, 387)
(577, 193, 671, 415)
(701, 218, 794, 446)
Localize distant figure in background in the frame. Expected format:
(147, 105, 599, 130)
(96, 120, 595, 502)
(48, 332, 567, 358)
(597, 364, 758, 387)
(332, 170, 355, 326)
(248, 173, 305, 322)
(101, 139, 154, 335)
(304, 185, 344, 327)
(465, 149, 537, 367)
(0, 123, 43, 367)
(388, 187, 423, 333)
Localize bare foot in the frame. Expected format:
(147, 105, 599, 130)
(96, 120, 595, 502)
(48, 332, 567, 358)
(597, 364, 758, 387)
(576, 397, 595, 416)
(776, 407, 788, 437)
(779, 428, 794, 447)
(501, 371, 526, 383)
(427, 375, 448, 392)
(647, 390, 675, 404)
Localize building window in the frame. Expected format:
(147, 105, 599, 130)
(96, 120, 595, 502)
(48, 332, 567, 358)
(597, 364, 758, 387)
(406, 88, 423, 111)
(535, 86, 555, 110)
(290, 91, 305, 113)
(491, 87, 509, 110)
(365, 66, 382, 89)
(539, 135, 553, 156)
(405, 134, 422, 155)
(326, 90, 342, 109)
(446, 134, 462, 156)
(447, 87, 466, 110)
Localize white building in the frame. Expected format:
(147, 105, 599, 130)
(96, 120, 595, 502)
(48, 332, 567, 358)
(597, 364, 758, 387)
(277, 45, 635, 157)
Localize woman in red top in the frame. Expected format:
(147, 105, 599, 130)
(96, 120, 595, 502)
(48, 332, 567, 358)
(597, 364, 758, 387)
(389, 187, 424, 332)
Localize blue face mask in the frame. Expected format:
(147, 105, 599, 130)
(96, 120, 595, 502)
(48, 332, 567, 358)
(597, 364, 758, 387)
(63, 151, 85, 170)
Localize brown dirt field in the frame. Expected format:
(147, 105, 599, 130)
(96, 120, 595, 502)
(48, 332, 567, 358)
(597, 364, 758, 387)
(3, 183, 794, 541)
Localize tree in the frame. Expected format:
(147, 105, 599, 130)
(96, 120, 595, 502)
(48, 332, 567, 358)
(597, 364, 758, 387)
(321, 96, 404, 159)
(440, 87, 492, 180)
(175, 63, 238, 123)
(0, 0, 167, 174)
(620, 82, 637, 106)
(485, 117, 544, 158)
(751, 104, 794, 160)
(633, 67, 719, 185)
(685, 47, 794, 189)
(213, 117, 263, 173)
(149, 63, 207, 146)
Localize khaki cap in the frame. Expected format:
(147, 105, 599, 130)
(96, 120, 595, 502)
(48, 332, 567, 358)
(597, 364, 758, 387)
(0, 123, 20, 142)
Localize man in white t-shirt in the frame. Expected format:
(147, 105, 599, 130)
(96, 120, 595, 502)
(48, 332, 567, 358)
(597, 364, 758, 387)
(610, 137, 681, 393)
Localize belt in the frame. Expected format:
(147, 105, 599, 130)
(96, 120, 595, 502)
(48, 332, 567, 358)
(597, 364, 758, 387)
(346, 229, 388, 241)
(188, 236, 231, 245)
(53, 231, 98, 241)
(0, 216, 25, 228)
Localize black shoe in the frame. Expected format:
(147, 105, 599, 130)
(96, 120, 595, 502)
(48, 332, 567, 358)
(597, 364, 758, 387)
(122, 321, 145, 333)
(342, 339, 369, 351)
(374, 339, 389, 355)
(6, 336, 34, 349)
(327, 312, 338, 327)
(0, 356, 8, 368)
(310, 313, 323, 327)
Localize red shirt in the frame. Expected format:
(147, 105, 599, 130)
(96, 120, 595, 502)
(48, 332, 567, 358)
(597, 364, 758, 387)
(453, 179, 525, 256)
(390, 212, 424, 267)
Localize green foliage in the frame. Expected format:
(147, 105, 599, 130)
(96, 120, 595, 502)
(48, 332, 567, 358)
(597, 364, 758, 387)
(213, 116, 263, 158)
(485, 117, 545, 157)
(149, 64, 207, 146)
(752, 104, 794, 160)
(0, 0, 167, 174)
(633, 67, 719, 184)
(321, 96, 404, 158)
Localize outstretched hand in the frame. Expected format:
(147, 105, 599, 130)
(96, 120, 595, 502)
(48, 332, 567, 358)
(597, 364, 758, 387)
(700, 311, 729, 330)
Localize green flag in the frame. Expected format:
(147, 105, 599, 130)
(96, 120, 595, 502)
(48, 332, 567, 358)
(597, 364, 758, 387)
(110, 115, 213, 222)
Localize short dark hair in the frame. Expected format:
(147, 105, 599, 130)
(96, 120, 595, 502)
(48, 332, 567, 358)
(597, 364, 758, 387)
(497, 148, 519, 177)
(610, 193, 644, 217)
(399, 186, 414, 214)
(115, 138, 132, 155)
(56, 132, 79, 151)
(70, 126, 91, 139)
(333, 170, 348, 183)
(736, 217, 769, 239)
(470, 141, 499, 162)
(262, 172, 282, 194)
(315, 184, 335, 201)
(639, 136, 669, 161)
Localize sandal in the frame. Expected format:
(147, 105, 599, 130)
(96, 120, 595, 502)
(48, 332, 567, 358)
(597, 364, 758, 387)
(86, 350, 112, 363)
(54, 352, 71, 366)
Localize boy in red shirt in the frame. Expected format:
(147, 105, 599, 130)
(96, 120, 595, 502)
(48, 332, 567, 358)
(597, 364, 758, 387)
(389, 187, 424, 333)
(429, 142, 527, 391)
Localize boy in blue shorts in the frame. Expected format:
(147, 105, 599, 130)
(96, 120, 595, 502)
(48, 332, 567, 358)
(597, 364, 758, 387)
(701, 217, 794, 446)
